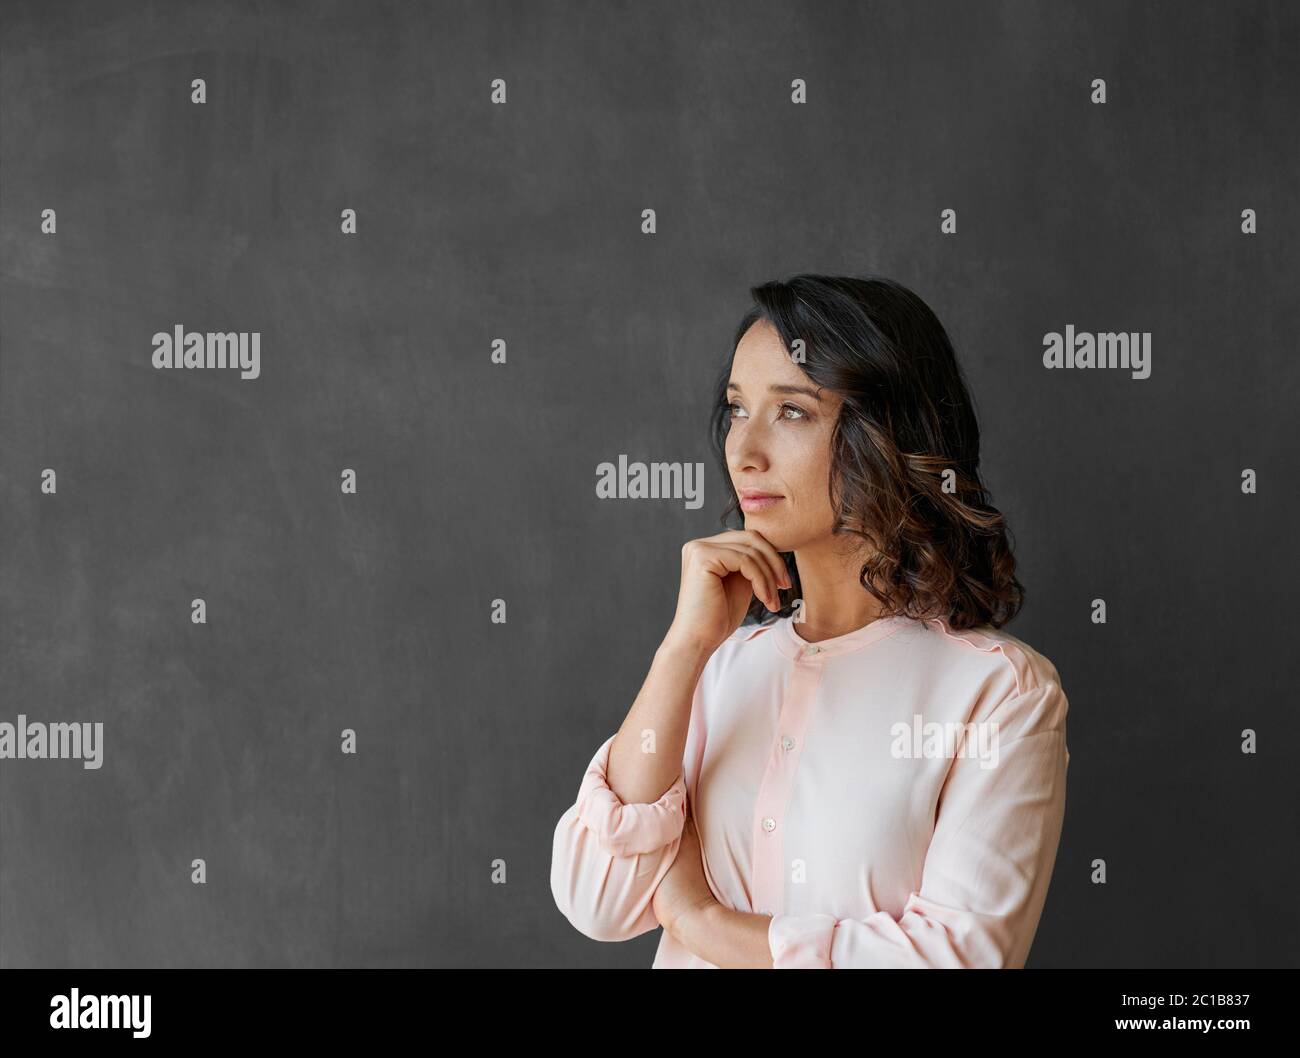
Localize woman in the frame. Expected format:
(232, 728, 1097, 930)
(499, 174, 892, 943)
(550, 274, 1070, 968)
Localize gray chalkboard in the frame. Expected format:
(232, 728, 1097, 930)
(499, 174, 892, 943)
(1, 0, 1297, 968)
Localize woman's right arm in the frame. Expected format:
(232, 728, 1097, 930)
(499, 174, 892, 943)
(550, 531, 791, 943)
(549, 636, 711, 943)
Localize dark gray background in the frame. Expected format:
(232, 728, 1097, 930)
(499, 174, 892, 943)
(2, 0, 1297, 968)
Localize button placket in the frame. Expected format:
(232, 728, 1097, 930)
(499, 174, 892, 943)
(750, 651, 825, 918)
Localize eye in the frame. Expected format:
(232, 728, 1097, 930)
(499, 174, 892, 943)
(726, 401, 808, 422)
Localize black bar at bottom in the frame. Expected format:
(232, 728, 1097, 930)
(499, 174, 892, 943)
(0, 968, 1288, 1044)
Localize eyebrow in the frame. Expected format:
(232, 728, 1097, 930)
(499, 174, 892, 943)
(726, 381, 824, 401)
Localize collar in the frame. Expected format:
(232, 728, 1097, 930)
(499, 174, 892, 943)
(755, 612, 915, 660)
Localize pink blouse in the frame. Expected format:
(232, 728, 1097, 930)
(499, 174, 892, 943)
(550, 612, 1070, 968)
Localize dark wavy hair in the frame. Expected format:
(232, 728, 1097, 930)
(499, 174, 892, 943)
(710, 273, 1025, 632)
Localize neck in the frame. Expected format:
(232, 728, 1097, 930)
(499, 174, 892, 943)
(789, 534, 884, 642)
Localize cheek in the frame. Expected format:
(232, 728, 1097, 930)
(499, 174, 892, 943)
(787, 432, 835, 514)
(789, 432, 829, 473)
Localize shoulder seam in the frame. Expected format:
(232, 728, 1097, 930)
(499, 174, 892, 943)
(925, 619, 1037, 699)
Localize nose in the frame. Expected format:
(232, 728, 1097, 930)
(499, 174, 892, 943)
(727, 419, 771, 476)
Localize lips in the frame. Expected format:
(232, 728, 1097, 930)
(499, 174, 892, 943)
(739, 489, 783, 512)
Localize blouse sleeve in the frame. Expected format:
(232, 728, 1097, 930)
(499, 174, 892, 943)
(768, 679, 1070, 968)
(550, 733, 689, 942)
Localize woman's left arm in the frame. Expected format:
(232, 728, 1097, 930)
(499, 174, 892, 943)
(672, 901, 774, 968)
(653, 815, 774, 968)
(671, 680, 1070, 969)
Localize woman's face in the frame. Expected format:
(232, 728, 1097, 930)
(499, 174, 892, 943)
(725, 320, 844, 552)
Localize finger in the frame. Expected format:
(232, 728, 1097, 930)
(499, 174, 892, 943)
(737, 530, 792, 592)
(732, 548, 781, 612)
(743, 554, 783, 612)
(703, 543, 779, 611)
(709, 529, 791, 593)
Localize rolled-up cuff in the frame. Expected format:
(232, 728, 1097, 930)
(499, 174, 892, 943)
(769, 913, 838, 968)
(575, 735, 688, 856)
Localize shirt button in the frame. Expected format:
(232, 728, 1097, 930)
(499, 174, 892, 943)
(782, 736, 795, 751)
(762, 817, 776, 832)
(803, 644, 820, 657)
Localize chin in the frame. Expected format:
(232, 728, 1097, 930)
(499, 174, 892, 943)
(743, 517, 790, 550)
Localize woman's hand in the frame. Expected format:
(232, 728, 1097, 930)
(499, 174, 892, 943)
(652, 815, 717, 939)
(664, 530, 792, 656)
